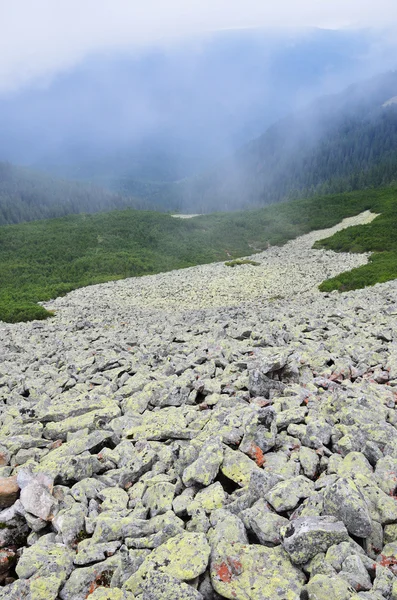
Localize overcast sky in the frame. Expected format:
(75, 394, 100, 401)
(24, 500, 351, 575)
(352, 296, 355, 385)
(1, 0, 397, 93)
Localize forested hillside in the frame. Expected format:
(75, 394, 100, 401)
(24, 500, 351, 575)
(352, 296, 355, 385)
(0, 162, 149, 225)
(172, 71, 397, 212)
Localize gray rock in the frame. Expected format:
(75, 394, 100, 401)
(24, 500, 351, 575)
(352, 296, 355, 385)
(322, 477, 372, 538)
(281, 516, 349, 564)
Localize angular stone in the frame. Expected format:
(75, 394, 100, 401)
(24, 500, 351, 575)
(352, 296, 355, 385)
(239, 407, 277, 458)
(74, 539, 122, 565)
(265, 476, 315, 512)
(323, 477, 372, 538)
(281, 516, 349, 564)
(0, 476, 19, 508)
(182, 438, 223, 487)
(304, 574, 355, 600)
(140, 571, 203, 599)
(244, 498, 289, 545)
(59, 555, 121, 600)
(52, 502, 87, 546)
(211, 541, 305, 600)
(18, 473, 57, 521)
(16, 541, 74, 586)
(125, 407, 192, 441)
(98, 487, 129, 512)
(339, 554, 372, 591)
(188, 482, 226, 514)
(337, 452, 373, 479)
(221, 447, 261, 487)
(124, 532, 210, 595)
(142, 481, 176, 517)
(299, 446, 320, 479)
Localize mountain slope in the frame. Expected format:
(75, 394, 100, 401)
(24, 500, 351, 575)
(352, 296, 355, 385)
(175, 71, 397, 212)
(0, 162, 149, 225)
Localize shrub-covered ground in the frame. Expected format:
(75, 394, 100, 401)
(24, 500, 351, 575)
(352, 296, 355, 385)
(0, 187, 395, 323)
(315, 187, 397, 292)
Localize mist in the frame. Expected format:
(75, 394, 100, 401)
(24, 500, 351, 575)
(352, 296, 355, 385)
(1, 25, 397, 191)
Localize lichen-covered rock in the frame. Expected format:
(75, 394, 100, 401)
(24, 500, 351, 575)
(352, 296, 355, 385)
(140, 571, 203, 599)
(188, 482, 226, 514)
(16, 540, 74, 595)
(221, 447, 261, 487)
(304, 574, 355, 600)
(322, 477, 372, 538)
(265, 475, 315, 512)
(210, 542, 305, 600)
(124, 532, 210, 594)
(339, 554, 372, 591)
(243, 498, 289, 545)
(59, 554, 122, 600)
(74, 540, 121, 565)
(182, 438, 223, 487)
(142, 480, 176, 516)
(98, 488, 129, 512)
(299, 446, 320, 479)
(281, 516, 349, 564)
(88, 588, 136, 600)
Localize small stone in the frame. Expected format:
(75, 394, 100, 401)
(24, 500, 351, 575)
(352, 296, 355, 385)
(124, 532, 210, 595)
(281, 516, 349, 564)
(304, 574, 355, 600)
(339, 554, 372, 591)
(142, 481, 175, 517)
(244, 499, 289, 545)
(265, 475, 315, 512)
(221, 447, 261, 487)
(140, 571, 203, 599)
(188, 482, 226, 514)
(182, 438, 223, 487)
(299, 446, 320, 479)
(74, 539, 122, 565)
(323, 477, 372, 538)
(211, 541, 305, 600)
(0, 476, 19, 509)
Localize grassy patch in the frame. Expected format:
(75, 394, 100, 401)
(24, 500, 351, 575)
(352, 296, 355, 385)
(314, 187, 397, 291)
(225, 259, 261, 267)
(0, 187, 396, 323)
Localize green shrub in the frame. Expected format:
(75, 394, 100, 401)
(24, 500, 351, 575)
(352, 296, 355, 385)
(225, 259, 261, 267)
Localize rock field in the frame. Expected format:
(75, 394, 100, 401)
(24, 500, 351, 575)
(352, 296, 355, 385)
(2, 211, 397, 599)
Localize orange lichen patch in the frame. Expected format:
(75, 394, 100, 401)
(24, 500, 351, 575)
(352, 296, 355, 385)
(377, 554, 397, 574)
(215, 561, 232, 583)
(50, 440, 63, 450)
(247, 444, 265, 467)
(214, 558, 243, 583)
(85, 570, 113, 597)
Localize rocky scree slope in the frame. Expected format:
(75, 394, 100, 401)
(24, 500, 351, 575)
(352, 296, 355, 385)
(1, 213, 397, 599)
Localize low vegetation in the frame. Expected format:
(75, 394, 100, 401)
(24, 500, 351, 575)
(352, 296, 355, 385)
(0, 186, 396, 323)
(225, 259, 261, 267)
(315, 187, 397, 291)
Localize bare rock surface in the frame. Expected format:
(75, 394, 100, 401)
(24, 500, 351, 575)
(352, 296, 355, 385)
(1, 210, 397, 598)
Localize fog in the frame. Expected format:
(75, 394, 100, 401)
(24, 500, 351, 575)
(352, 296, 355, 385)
(0, 26, 396, 186)
(2, 1, 397, 94)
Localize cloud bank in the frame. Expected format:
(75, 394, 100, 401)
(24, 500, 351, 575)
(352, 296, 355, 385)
(1, 0, 397, 92)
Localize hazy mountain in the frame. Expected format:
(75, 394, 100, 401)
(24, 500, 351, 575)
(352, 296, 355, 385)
(173, 71, 397, 212)
(0, 27, 392, 187)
